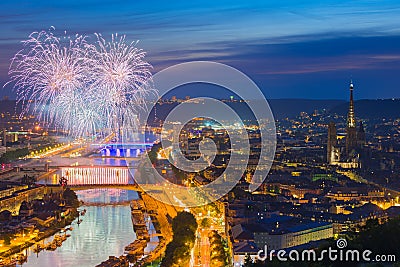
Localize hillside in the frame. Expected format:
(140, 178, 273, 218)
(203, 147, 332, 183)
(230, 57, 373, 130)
(1, 99, 399, 121)
(330, 99, 400, 119)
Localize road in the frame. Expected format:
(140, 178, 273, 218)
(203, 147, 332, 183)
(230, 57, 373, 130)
(191, 201, 227, 267)
(192, 229, 210, 267)
(200, 230, 210, 267)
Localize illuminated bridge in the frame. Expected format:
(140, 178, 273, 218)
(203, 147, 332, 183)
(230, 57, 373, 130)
(48, 166, 135, 186)
(45, 166, 167, 194)
(96, 142, 153, 158)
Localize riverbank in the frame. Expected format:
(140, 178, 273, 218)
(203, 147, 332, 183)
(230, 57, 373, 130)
(96, 192, 179, 267)
(0, 208, 79, 259)
(135, 193, 180, 266)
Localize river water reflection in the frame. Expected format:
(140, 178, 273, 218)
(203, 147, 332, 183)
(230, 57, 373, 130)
(21, 189, 139, 267)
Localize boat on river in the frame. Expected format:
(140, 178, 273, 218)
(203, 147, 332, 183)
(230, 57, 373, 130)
(45, 242, 57, 251)
(124, 239, 147, 256)
(0, 258, 17, 267)
(43, 234, 68, 251)
(131, 212, 146, 227)
(33, 243, 44, 253)
(15, 253, 27, 265)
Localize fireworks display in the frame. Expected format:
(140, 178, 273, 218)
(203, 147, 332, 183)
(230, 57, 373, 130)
(7, 28, 154, 139)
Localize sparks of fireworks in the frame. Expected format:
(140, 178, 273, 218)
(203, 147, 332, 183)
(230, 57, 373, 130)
(88, 33, 155, 140)
(7, 29, 92, 126)
(7, 29, 154, 140)
(48, 89, 102, 137)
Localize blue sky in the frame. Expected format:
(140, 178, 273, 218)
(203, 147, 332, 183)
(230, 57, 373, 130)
(1, 0, 400, 99)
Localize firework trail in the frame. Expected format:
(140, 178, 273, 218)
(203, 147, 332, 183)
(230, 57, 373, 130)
(7, 28, 154, 140)
(88, 33, 154, 139)
(8, 29, 91, 125)
(49, 89, 101, 138)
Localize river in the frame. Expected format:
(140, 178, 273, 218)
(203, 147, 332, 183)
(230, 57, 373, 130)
(19, 188, 150, 267)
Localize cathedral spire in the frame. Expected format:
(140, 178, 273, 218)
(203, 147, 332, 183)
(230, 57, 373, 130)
(347, 80, 356, 128)
(346, 80, 358, 156)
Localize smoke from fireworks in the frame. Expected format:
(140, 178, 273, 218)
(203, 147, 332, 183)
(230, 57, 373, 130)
(7, 28, 154, 139)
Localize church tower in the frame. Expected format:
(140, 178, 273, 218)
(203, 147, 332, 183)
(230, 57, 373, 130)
(346, 81, 357, 156)
(327, 122, 337, 164)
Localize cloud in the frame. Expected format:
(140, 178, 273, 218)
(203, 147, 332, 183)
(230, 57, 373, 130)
(1, 0, 400, 99)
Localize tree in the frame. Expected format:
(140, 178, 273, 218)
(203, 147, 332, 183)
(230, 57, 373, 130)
(172, 211, 197, 236)
(62, 188, 79, 207)
(0, 210, 12, 222)
(315, 216, 400, 267)
(0, 147, 29, 163)
(200, 217, 211, 229)
(363, 218, 379, 231)
(21, 174, 36, 185)
(3, 234, 11, 246)
(148, 142, 162, 164)
(208, 230, 229, 266)
(161, 211, 198, 267)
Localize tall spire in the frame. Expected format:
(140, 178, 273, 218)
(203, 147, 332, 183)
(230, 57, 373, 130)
(346, 80, 358, 156)
(347, 80, 356, 128)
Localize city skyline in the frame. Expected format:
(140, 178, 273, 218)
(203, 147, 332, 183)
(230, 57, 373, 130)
(1, 1, 400, 99)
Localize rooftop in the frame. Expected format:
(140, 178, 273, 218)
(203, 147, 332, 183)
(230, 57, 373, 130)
(242, 214, 332, 235)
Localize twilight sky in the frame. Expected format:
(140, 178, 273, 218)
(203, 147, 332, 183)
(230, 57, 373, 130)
(1, 0, 400, 100)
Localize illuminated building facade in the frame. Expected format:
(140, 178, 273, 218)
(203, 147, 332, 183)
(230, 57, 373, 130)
(327, 81, 366, 168)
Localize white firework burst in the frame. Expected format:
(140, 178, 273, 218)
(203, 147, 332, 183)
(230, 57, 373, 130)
(8, 29, 92, 125)
(7, 29, 154, 140)
(88, 33, 154, 140)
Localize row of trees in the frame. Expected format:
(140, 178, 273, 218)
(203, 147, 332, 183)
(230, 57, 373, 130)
(0, 147, 29, 163)
(209, 230, 230, 267)
(21, 174, 36, 185)
(161, 211, 198, 267)
(62, 188, 80, 208)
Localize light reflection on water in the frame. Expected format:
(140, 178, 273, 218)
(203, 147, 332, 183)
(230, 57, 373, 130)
(92, 158, 129, 166)
(21, 189, 140, 267)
